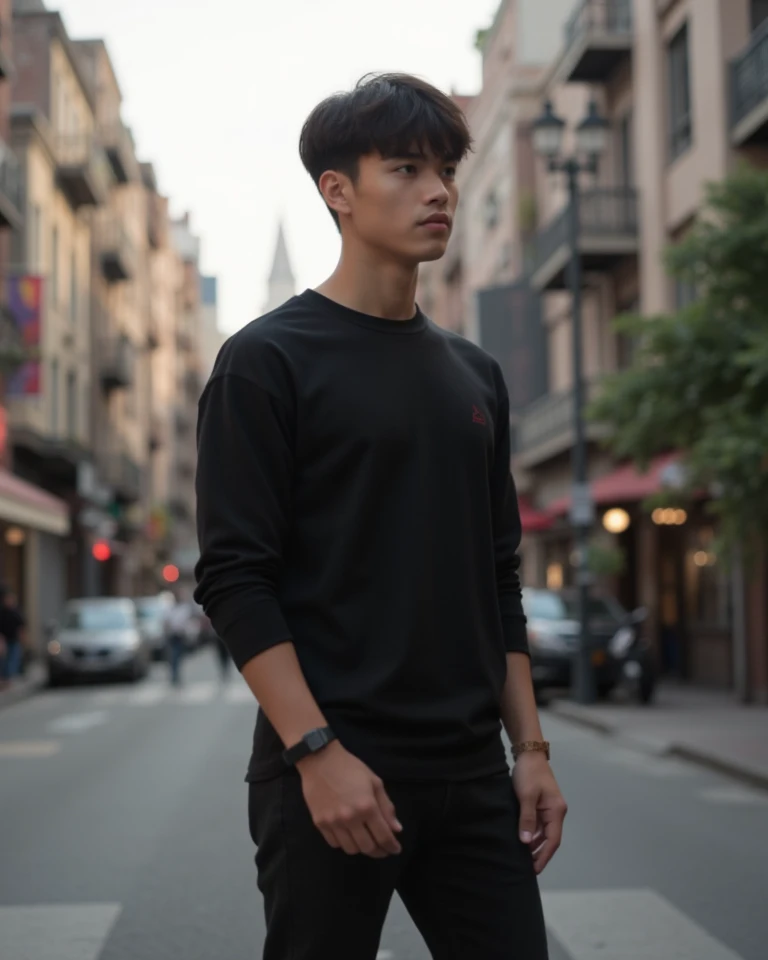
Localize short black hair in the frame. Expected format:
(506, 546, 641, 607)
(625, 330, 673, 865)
(299, 72, 472, 229)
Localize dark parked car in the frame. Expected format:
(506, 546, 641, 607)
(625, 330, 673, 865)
(46, 598, 151, 685)
(522, 588, 655, 703)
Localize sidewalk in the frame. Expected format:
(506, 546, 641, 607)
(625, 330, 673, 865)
(0, 661, 47, 712)
(549, 685, 768, 790)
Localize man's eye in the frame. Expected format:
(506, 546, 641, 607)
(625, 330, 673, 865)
(444, 166, 457, 178)
(396, 164, 417, 174)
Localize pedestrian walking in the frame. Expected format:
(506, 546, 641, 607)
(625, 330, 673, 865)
(0, 586, 26, 688)
(194, 72, 567, 960)
(164, 590, 193, 687)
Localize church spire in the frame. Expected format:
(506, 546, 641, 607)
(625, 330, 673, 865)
(263, 221, 296, 313)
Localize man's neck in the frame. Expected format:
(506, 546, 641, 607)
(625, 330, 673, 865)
(315, 247, 419, 321)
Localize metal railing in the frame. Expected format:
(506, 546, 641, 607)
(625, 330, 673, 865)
(0, 140, 21, 213)
(564, 0, 632, 48)
(95, 216, 137, 278)
(532, 187, 638, 276)
(103, 450, 142, 501)
(55, 132, 112, 198)
(100, 121, 136, 181)
(518, 380, 603, 454)
(731, 20, 768, 129)
(100, 335, 135, 389)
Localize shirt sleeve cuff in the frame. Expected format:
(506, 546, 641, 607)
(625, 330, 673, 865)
(211, 596, 294, 671)
(502, 615, 530, 657)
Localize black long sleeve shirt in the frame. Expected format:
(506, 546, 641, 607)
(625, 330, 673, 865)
(194, 290, 528, 782)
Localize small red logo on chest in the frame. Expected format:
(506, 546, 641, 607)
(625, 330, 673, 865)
(472, 405, 487, 425)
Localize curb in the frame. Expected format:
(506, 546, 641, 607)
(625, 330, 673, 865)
(547, 700, 768, 793)
(0, 665, 47, 713)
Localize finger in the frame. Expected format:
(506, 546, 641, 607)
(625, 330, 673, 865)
(518, 794, 538, 844)
(365, 809, 402, 855)
(532, 838, 560, 874)
(317, 825, 340, 850)
(333, 825, 361, 856)
(372, 779, 403, 833)
(347, 822, 378, 857)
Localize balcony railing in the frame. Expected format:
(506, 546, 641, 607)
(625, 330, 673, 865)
(518, 380, 609, 467)
(99, 122, 136, 184)
(100, 335, 135, 392)
(731, 21, 768, 145)
(0, 141, 22, 228)
(95, 216, 137, 282)
(558, 0, 633, 83)
(147, 191, 166, 250)
(103, 449, 142, 503)
(56, 133, 112, 209)
(530, 187, 639, 291)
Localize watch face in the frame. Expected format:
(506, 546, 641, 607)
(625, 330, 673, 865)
(305, 728, 328, 751)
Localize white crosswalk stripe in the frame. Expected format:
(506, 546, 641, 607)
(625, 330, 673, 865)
(542, 889, 746, 960)
(698, 785, 768, 807)
(169, 680, 219, 704)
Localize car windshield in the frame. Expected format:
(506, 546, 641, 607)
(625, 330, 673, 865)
(524, 591, 626, 623)
(135, 598, 164, 621)
(64, 604, 135, 630)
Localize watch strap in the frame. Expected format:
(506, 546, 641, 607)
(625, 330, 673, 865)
(282, 726, 337, 767)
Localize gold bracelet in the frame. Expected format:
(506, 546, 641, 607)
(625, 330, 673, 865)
(512, 740, 550, 762)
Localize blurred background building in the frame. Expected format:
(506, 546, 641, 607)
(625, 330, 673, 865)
(0, 0, 220, 652)
(419, 0, 768, 701)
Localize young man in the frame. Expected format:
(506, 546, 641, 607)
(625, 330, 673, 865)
(195, 73, 566, 960)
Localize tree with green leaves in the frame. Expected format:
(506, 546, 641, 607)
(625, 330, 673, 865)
(588, 165, 768, 555)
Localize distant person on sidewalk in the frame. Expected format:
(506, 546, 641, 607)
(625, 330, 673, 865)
(195, 73, 566, 960)
(0, 586, 26, 687)
(164, 589, 194, 687)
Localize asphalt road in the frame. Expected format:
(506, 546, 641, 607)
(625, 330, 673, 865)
(1, 650, 767, 960)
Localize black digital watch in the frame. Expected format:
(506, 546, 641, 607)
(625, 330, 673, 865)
(281, 726, 337, 768)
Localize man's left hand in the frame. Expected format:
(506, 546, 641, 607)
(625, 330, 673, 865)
(512, 752, 567, 874)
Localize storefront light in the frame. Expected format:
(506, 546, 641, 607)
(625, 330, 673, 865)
(602, 508, 630, 534)
(546, 563, 563, 590)
(693, 550, 710, 567)
(4, 526, 26, 546)
(652, 508, 688, 526)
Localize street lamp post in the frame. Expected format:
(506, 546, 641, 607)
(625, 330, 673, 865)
(532, 100, 609, 705)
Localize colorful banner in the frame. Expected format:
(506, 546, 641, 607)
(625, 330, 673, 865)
(7, 275, 43, 397)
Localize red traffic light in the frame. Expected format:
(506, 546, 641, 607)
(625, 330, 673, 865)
(162, 564, 180, 583)
(92, 540, 111, 562)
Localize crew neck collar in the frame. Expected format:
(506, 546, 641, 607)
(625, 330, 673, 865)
(302, 289, 428, 335)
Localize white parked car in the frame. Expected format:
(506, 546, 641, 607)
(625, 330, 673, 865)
(47, 598, 151, 685)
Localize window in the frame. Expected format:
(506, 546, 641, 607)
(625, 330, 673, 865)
(616, 112, 634, 187)
(30, 204, 42, 270)
(70, 252, 77, 324)
(66, 370, 77, 438)
(668, 24, 692, 160)
(751, 0, 768, 32)
(50, 358, 59, 435)
(51, 227, 59, 304)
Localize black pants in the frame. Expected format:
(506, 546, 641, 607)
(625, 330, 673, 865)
(248, 770, 548, 959)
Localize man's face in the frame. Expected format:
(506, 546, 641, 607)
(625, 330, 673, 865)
(342, 147, 459, 265)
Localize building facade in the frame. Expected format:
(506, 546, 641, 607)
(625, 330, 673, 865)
(9, 6, 110, 641)
(169, 213, 202, 584)
(420, 0, 768, 700)
(199, 275, 224, 383)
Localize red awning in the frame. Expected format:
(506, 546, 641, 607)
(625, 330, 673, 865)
(0, 468, 70, 535)
(518, 494, 554, 532)
(548, 452, 681, 517)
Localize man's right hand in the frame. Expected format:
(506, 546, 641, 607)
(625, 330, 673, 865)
(297, 741, 403, 859)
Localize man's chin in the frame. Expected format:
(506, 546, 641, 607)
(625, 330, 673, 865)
(417, 242, 449, 264)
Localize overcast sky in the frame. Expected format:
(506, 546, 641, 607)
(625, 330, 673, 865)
(54, 0, 500, 334)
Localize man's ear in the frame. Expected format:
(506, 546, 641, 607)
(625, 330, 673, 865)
(318, 170, 352, 220)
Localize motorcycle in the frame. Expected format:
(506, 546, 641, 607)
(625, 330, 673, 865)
(607, 606, 657, 705)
